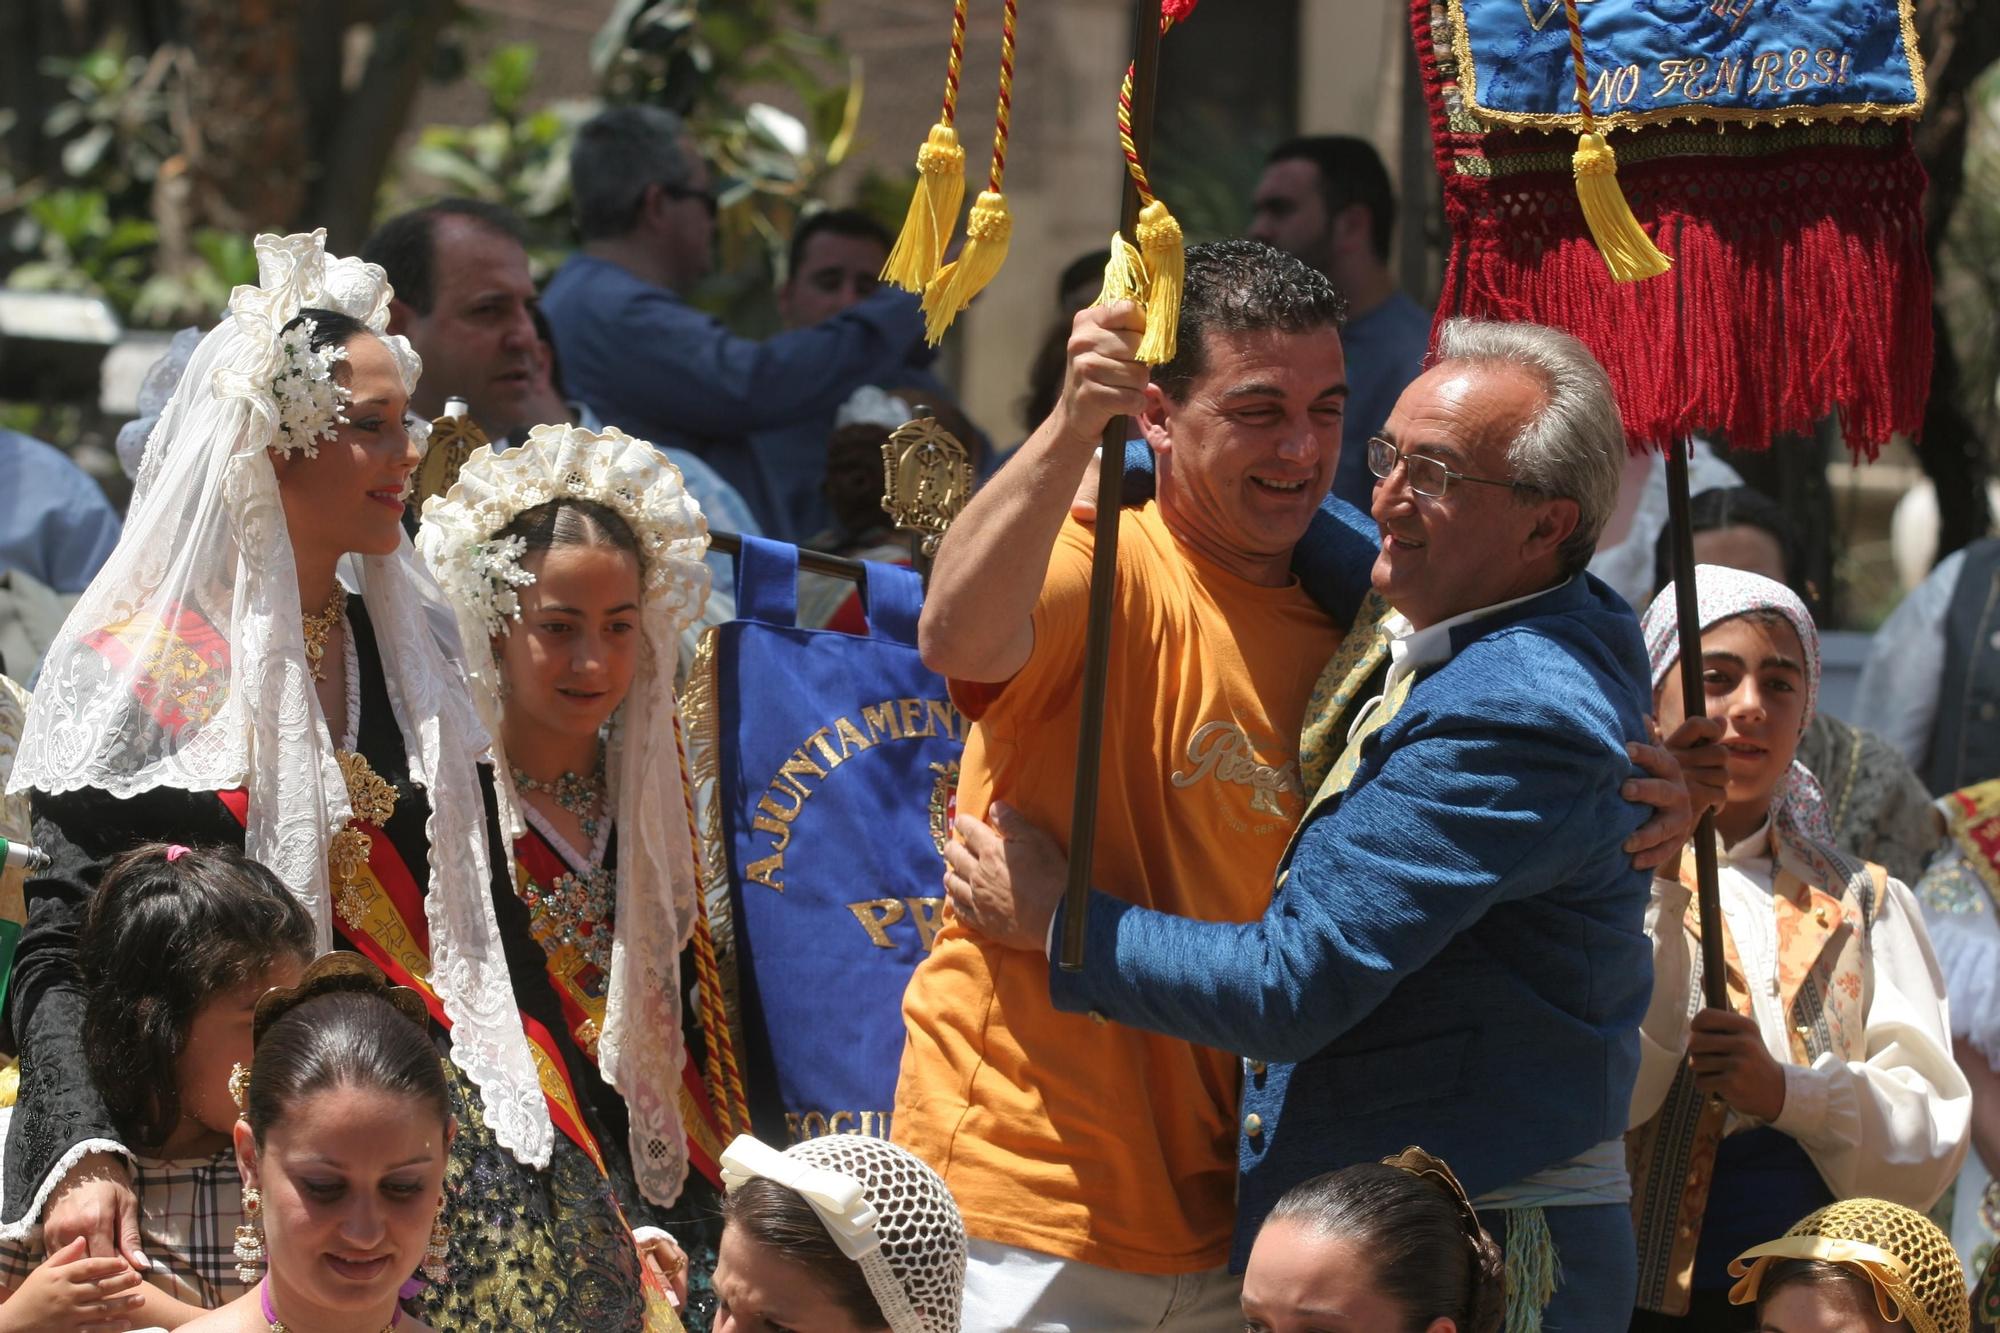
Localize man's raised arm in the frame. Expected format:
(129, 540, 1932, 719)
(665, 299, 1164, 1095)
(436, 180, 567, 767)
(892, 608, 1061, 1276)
(918, 303, 1148, 683)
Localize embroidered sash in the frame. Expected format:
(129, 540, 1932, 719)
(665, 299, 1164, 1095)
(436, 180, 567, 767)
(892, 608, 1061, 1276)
(512, 829, 730, 1186)
(79, 601, 230, 736)
(217, 789, 609, 1176)
(1627, 840, 1881, 1313)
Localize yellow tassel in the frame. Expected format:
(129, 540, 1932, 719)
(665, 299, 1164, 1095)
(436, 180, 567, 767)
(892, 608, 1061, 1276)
(882, 123, 966, 293)
(1093, 231, 1145, 308)
(1132, 199, 1183, 365)
(1572, 132, 1671, 283)
(921, 190, 1011, 344)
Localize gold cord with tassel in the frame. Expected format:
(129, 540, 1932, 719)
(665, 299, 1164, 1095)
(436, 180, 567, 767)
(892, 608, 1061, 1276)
(882, 0, 969, 292)
(921, 0, 1017, 344)
(1562, 0, 1670, 282)
(1093, 6, 1189, 365)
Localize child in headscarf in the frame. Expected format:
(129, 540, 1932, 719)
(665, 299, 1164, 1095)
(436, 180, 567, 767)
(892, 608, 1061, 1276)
(1626, 566, 1970, 1331)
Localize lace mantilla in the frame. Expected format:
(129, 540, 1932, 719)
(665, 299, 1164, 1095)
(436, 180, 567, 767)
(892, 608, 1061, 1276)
(8, 230, 553, 1172)
(417, 423, 712, 1207)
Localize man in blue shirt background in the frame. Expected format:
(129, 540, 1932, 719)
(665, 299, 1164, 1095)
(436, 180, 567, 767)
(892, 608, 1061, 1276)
(1249, 136, 1433, 514)
(747, 208, 981, 542)
(542, 106, 930, 540)
(0, 429, 120, 596)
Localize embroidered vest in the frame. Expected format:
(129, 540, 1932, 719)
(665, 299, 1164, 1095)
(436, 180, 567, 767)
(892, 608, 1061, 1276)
(1927, 539, 2000, 795)
(1627, 836, 1883, 1314)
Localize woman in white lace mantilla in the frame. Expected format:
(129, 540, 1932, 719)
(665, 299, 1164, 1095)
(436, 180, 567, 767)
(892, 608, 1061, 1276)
(416, 422, 730, 1320)
(3, 233, 665, 1331)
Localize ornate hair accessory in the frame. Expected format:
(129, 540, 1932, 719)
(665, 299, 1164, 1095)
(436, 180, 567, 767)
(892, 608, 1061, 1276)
(460, 534, 536, 638)
(269, 318, 352, 459)
(720, 1133, 966, 1333)
(251, 952, 428, 1050)
(417, 423, 711, 640)
(1382, 1146, 1486, 1246)
(165, 844, 191, 862)
(1728, 1198, 1969, 1333)
(229, 1061, 252, 1112)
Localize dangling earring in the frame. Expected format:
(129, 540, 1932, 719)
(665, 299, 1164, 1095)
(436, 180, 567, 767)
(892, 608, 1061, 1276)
(421, 1208, 449, 1284)
(234, 1184, 265, 1283)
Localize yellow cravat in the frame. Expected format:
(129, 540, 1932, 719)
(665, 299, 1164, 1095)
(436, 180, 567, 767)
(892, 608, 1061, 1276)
(1297, 592, 1395, 796)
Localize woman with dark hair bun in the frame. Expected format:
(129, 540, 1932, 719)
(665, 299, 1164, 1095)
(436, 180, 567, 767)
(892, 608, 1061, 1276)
(1242, 1148, 1505, 1333)
(178, 952, 455, 1333)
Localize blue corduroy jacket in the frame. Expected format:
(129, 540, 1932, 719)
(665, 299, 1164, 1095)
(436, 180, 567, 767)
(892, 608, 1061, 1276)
(1050, 489, 1656, 1268)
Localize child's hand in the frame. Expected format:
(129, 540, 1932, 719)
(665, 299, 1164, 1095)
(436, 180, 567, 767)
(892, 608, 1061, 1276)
(1689, 1007, 1788, 1121)
(0, 1236, 146, 1332)
(632, 1226, 688, 1309)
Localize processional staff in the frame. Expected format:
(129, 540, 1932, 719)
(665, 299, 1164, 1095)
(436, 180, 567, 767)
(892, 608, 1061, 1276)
(878, 0, 1191, 969)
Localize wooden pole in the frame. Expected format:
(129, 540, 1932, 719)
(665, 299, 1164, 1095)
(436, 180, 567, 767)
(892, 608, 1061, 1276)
(1060, 0, 1165, 971)
(1663, 437, 1729, 1010)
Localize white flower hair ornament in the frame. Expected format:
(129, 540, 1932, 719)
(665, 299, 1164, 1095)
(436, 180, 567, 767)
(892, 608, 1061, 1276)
(208, 229, 423, 473)
(269, 318, 352, 458)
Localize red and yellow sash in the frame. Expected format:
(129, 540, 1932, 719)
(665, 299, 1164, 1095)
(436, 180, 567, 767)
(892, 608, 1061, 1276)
(81, 601, 230, 736)
(512, 830, 729, 1187)
(217, 790, 608, 1176)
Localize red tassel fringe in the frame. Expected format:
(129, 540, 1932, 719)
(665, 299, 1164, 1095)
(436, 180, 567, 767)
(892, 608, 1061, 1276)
(1412, 0, 1932, 460)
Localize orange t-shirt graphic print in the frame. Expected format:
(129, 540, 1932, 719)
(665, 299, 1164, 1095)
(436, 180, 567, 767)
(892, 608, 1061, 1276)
(894, 503, 1342, 1273)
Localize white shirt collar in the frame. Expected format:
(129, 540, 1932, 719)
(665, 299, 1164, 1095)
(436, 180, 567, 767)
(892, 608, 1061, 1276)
(1382, 576, 1576, 688)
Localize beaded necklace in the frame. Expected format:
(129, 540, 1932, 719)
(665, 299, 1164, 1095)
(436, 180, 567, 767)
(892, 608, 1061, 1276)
(513, 750, 615, 973)
(510, 751, 606, 843)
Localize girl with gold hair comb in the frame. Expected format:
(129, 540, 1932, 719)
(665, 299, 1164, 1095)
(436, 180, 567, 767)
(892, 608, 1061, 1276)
(1241, 1147, 1505, 1333)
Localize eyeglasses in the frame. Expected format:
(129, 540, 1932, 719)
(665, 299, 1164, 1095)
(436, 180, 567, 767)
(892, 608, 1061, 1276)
(1366, 435, 1538, 499)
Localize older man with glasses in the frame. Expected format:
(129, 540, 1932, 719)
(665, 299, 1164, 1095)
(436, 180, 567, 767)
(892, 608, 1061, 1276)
(541, 105, 927, 532)
(945, 318, 1717, 1331)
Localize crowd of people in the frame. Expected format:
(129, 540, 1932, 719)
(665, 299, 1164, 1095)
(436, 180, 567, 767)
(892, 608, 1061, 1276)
(0, 93, 1994, 1333)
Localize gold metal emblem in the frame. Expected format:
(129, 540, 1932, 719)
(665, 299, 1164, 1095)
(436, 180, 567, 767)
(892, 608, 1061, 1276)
(928, 759, 960, 858)
(412, 410, 490, 512)
(881, 412, 974, 562)
(330, 749, 399, 927)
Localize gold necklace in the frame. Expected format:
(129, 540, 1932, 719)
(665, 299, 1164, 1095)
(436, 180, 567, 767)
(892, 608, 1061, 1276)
(301, 587, 346, 682)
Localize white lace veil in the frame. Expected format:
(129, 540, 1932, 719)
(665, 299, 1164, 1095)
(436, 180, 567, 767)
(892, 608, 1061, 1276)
(9, 231, 555, 1169)
(416, 423, 712, 1206)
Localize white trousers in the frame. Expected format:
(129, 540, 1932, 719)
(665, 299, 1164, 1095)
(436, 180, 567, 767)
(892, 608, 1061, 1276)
(959, 1237, 1243, 1332)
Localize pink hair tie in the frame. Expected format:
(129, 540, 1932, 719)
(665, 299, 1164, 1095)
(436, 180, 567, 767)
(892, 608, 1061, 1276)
(164, 845, 191, 863)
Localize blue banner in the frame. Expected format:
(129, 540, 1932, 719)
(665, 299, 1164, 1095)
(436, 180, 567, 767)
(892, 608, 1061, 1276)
(1450, 0, 1922, 129)
(713, 539, 960, 1146)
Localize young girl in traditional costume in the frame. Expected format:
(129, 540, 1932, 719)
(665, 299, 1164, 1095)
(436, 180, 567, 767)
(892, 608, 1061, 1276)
(713, 1134, 964, 1333)
(1726, 1198, 1970, 1333)
(416, 423, 726, 1317)
(3, 233, 671, 1331)
(1627, 567, 1969, 1331)
(0, 843, 314, 1326)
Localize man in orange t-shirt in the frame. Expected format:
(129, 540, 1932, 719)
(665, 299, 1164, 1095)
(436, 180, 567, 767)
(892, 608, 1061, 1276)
(894, 240, 1355, 1328)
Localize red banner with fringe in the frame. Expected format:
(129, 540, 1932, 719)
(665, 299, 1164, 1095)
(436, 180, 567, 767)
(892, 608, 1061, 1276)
(1413, 0, 1931, 458)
